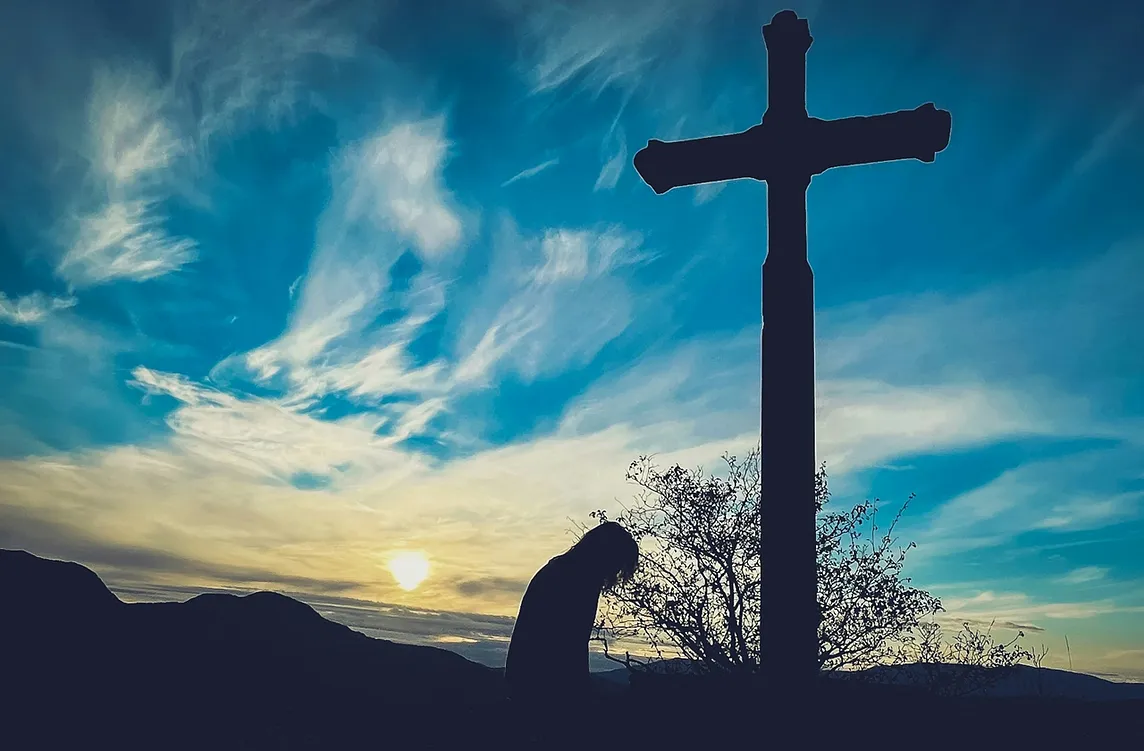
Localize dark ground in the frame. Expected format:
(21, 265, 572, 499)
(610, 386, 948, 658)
(3, 549, 1140, 749)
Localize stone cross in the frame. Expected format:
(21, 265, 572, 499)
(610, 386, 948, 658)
(632, 10, 951, 692)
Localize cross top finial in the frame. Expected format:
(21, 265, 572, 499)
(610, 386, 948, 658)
(762, 9, 812, 53)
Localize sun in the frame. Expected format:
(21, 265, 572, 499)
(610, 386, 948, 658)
(388, 551, 431, 591)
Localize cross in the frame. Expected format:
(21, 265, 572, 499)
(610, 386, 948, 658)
(633, 10, 951, 695)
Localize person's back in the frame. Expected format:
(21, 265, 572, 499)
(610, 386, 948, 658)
(504, 522, 639, 743)
(505, 554, 596, 701)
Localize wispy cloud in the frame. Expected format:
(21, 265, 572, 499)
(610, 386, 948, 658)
(938, 590, 1144, 624)
(48, 0, 369, 288)
(816, 379, 1064, 477)
(0, 291, 77, 326)
(452, 220, 649, 387)
(816, 240, 1144, 402)
(167, 0, 363, 150)
(128, 366, 426, 487)
(557, 325, 1068, 484)
(88, 66, 184, 185)
(693, 183, 726, 205)
(912, 447, 1144, 559)
(348, 117, 465, 259)
(502, 157, 559, 187)
(56, 65, 196, 288)
(219, 115, 465, 412)
(1034, 494, 1143, 532)
(59, 198, 199, 287)
(1068, 85, 1144, 179)
(594, 128, 627, 192)
(0, 308, 160, 457)
(503, 0, 726, 97)
(1056, 566, 1110, 585)
(510, 1, 668, 95)
(501, 0, 761, 173)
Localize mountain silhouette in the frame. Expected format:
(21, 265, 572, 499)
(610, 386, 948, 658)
(850, 661, 1144, 701)
(618, 663, 1142, 745)
(1, 549, 506, 749)
(4, 549, 1142, 749)
(596, 657, 1144, 701)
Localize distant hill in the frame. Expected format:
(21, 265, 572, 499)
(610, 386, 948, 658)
(1, 549, 506, 749)
(593, 658, 1144, 701)
(849, 661, 1144, 701)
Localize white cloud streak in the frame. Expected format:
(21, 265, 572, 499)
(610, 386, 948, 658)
(556, 325, 1074, 490)
(51, 0, 370, 288)
(348, 118, 465, 259)
(505, 0, 724, 97)
(502, 158, 559, 187)
(1055, 566, 1110, 585)
(693, 183, 726, 205)
(129, 365, 426, 487)
(816, 240, 1144, 396)
(911, 447, 1143, 560)
(60, 198, 199, 286)
(167, 0, 362, 150)
(938, 589, 1144, 624)
(0, 291, 77, 326)
(221, 115, 464, 411)
(1068, 85, 1144, 178)
(452, 221, 649, 387)
(594, 130, 626, 192)
(56, 65, 196, 288)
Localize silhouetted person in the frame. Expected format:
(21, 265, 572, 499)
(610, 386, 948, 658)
(504, 522, 638, 745)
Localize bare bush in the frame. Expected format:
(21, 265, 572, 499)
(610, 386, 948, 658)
(587, 446, 1035, 691)
(881, 620, 1046, 697)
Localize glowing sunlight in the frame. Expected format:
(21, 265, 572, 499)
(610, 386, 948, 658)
(388, 551, 431, 591)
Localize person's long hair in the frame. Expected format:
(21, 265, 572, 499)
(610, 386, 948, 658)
(567, 521, 639, 591)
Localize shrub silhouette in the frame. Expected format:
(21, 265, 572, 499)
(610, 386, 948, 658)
(586, 445, 1036, 692)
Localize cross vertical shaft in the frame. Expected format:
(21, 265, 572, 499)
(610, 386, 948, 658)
(761, 183, 819, 691)
(759, 11, 818, 695)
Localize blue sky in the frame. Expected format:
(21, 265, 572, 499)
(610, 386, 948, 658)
(1, 0, 1142, 680)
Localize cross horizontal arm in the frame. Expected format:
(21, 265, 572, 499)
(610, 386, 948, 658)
(804, 103, 952, 175)
(633, 130, 764, 194)
(632, 103, 952, 195)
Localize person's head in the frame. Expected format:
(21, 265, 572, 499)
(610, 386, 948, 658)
(568, 521, 639, 590)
